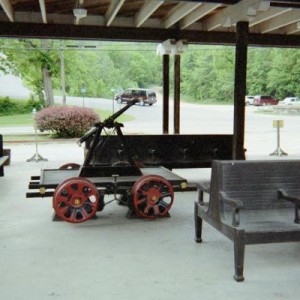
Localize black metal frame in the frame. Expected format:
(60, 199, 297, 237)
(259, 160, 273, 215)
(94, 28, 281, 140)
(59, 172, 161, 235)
(78, 99, 142, 177)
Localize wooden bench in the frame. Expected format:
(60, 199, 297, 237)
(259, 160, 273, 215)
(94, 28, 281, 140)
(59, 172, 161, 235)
(0, 134, 9, 177)
(194, 160, 300, 282)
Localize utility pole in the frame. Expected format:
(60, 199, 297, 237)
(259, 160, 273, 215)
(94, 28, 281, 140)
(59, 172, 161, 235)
(60, 41, 66, 105)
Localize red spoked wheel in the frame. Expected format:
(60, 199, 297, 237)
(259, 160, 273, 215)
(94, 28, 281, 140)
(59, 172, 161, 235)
(131, 175, 174, 219)
(59, 163, 80, 170)
(53, 177, 99, 223)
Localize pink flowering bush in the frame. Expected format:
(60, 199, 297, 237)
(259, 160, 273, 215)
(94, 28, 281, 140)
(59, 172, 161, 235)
(35, 106, 100, 138)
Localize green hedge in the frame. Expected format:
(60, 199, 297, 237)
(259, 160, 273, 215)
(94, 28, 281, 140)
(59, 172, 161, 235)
(0, 96, 43, 116)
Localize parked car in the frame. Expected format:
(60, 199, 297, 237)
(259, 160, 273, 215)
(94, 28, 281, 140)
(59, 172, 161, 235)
(115, 88, 157, 106)
(281, 97, 300, 105)
(245, 95, 254, 105)
(253, 95, 279, 106)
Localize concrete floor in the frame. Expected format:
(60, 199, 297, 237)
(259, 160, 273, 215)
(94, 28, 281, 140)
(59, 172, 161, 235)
(1, 142, 300, 299)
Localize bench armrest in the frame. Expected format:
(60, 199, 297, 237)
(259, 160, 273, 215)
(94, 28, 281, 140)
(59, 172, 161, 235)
(278, 189, 300, 224)
(196, 181, 210, 205)
(220, 191, 244, 209)
(197, 181, 210, 193)
(278, 189, 300, 205)
(220, 191, 244, 227)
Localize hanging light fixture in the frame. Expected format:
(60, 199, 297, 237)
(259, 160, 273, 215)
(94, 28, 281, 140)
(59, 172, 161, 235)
(73, 0, 87, 19)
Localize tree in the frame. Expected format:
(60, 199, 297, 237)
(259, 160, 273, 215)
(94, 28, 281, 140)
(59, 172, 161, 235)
(0, 39, 59, 106)
(267, 48, 300, 99)
(2, 39, 300, 104)
(211, 47, 234, 102)
(181, 46, 234, 102)
(247, 48, 275, 96)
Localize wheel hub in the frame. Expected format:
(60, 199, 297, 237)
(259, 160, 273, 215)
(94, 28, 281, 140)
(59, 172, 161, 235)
(73, 198, 82, 206)
(147, 188, 161, 204)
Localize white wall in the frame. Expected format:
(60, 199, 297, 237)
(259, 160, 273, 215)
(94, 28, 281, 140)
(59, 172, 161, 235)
(0, 74, 31, 99)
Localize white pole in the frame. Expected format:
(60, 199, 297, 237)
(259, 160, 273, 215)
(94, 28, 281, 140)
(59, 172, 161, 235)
(27, 109, 48, 162)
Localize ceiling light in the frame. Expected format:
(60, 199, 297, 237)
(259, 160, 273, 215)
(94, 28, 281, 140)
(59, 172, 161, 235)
(258, 1, 270, 12)
(73, 7, 87, 19)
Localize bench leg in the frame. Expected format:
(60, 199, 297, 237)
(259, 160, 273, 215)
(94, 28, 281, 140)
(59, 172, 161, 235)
(294, 205, 300, 224)
(233, 231, 245, 282)
(198, 190, 204, 205)
(194, 202, 203, 243)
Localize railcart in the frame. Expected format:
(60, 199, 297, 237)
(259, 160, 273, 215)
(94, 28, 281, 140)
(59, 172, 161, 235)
(27, 100, 195, 223)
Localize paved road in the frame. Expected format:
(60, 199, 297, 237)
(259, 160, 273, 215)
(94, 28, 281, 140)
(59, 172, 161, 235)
(2, 95, 300, 157)
(64, 96, 300, 157)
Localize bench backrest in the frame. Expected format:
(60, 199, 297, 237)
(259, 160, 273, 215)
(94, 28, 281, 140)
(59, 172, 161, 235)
(209, 160, 300, 216)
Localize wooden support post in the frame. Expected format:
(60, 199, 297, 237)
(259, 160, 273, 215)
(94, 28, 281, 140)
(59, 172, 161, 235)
(174, 54, 180, 134)
(163, 54, 170, 134)
(233, 21, 248, 160)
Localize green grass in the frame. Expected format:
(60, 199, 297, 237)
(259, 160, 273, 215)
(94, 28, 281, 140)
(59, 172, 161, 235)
(0, 109, 134, 127)
(0, 114, 34, 126)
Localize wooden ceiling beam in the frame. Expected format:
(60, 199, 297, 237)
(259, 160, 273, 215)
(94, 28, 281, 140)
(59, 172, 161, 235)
(180, 3, 222, 30)
(38, 0, 47, 24)
(0, 0, 14, 22)
(249, 6, 292, 27)
(202, 0, 262, 30)
(0, 22, 233, 44)
(163, 2, 202, 28)
(105, 0, 125, 26)
(2, 21, 300, 48)
(134, 1, 164, 28)
(258, 8, 300, 33)
(285, 22, 300, 34)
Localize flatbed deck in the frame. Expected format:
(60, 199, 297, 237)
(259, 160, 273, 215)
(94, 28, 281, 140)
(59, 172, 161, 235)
(27, 166, 195, 198)
(41, 167, 185, 186)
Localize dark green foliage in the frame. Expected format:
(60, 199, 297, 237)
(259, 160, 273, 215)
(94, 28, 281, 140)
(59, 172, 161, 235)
(182, 46, 300, 102)
(62, 43, 162, 98)
(247, 48, 300, 100)
(0, 97, 44, 116)
(0, 39, 59, 105)
(0, 97, 18, 115)
(181, 47, 235, 103)
(1, 39, 300, 104)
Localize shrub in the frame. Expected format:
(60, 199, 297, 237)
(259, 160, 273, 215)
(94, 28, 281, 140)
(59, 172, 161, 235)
(24, 96, 44, 112)
(0, 97, 18, 115)
(0, 96, 44, 116)
(35, 106, 100, 138)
